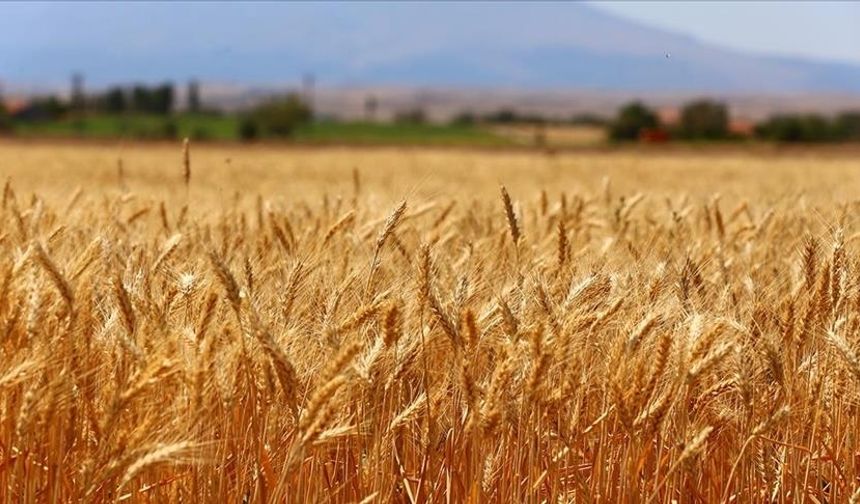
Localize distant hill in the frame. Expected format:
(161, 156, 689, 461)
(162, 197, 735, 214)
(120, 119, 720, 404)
(1, 3, 860, 93)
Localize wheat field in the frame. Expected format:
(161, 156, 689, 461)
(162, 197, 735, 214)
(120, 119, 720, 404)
(2, 140, 860, 502)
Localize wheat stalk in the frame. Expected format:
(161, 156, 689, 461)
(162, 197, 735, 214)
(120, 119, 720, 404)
(500, 186, 520, 246)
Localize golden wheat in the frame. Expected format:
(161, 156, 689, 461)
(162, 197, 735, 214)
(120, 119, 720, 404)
(1, 141, 860, 501)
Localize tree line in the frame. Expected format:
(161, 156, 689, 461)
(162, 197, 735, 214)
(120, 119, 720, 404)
(3, 83, 860, 144)
(0, 81, 314, 140)
(3, 83, 180, 122)
(96, 84, 178, 115)
(609, 99, 860, 143)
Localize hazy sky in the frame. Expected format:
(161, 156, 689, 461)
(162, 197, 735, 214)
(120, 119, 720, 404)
(2, 2, 858, 65)
(1, 1, 859, 91)
(593, 1, 860, 64)
(3, 2, 859, 65)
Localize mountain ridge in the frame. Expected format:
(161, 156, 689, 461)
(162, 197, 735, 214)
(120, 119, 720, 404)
(1, 3, 858, 93)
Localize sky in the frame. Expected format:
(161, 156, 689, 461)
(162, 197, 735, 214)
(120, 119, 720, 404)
(0, 2, 859, 92)
(593, 1, 860, 65)
(2, 2, 858, 64)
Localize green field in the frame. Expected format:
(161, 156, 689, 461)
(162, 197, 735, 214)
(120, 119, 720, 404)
(10, 114, 512, 147)
(12, 114, 237, 140)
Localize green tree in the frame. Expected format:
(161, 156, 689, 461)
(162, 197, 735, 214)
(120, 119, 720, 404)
(608, 102, 659, 141)
(835, 112, 860, 141)
(152, 83, 174, 115)
(130, 83, 174, 115)
(678, 100, 729, 140)
(238, 118, 260, 141)
(131, 86, 152, 113)
(23, 96, 68, 121)
(755, 114, 837, 143)
(0, 102, 10, 132)
(103, 87, 127, 113)
(249, 94, 312, 137)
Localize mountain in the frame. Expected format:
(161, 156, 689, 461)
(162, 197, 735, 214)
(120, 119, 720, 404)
(1, 2, 859, 93)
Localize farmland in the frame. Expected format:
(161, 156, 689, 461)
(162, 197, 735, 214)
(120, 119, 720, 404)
(2, 140, 860, 501)
(9, 115, 513, 147)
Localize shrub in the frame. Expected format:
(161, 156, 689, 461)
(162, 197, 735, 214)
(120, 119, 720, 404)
(0, 102, 10, 132)
(102, 87, 127, 113)
(16, 97, 68, 122)
(249, 94, 312, 137)
(394, 108, 427, 124)
(191, 127, 212, 141)
(678, 100, 729, 140)
(608, 102, 659, 141)
(835, 112, 860, 141)
(451, 111, 477, 126)
(239, 118, 260, 141)
(131, 83, 174, 115)
(161, 119, 179, 139)
(755, 114, 837, 143)
(484, 109, 519, 124)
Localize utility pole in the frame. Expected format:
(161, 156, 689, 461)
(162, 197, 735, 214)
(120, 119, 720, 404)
(302, 73, 315, 112)
(71, 72, 85, 111)
(187, 79, 201, 113)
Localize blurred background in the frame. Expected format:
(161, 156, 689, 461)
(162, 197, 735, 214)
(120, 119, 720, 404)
(1, 1, 859, 148)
